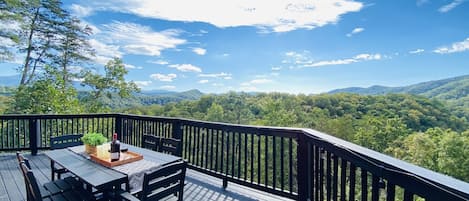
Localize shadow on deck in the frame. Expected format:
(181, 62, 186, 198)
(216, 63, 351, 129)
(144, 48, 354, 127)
(0, 152, 292, 201)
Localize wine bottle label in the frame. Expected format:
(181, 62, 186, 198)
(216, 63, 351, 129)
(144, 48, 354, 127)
(111, 152, 119, 160)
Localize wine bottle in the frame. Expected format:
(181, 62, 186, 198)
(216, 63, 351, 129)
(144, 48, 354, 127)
(110, 133, 120, 162)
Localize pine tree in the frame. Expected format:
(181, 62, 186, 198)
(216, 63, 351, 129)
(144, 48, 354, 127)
(0, 0, 22, 61)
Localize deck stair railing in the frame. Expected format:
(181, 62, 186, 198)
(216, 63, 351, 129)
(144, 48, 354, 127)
(1, 113, 468, 201)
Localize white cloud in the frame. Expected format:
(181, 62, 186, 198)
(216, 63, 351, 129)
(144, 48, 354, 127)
(255, 74, 268, 78)
(81, 21, 101, 34)
(71, 77, 85, 82)
(271, 72, 280, 76)
(93, 55, 113, 65)
(284, 51, 314, 65)
(198, 72, 232, 79)
(198, 80, 209, 84)
(88, 39, 122, 65)
(0, 36, 15, 48)
(355, 54, 381, 60)
(70, 4, 94, 17)
(271, 66, 282, 71)
(212, 83, 224, 87)
(124, 63, 143, 69)
(192, 47, 207, 55)
(169, 64, 202, 72)
(69, 66, 84, 73)
(0, 54, 22, 66)
(438, 0, 467, 13)
(346, 27, 364, 37)
(303, 53, 382, 67)
(222, 53, 230, 57)
(150, 73, 177, 82)
(409, 49, 425, 54)
(148, 60, 169, 65)
(88, 0, 363, 33)
(241, 78, 273, 87)
(285, 51, 298, 57)
(251, 79, 273, 84)
(100, 21, 186, 56)
(89, 39, 122, 57)
(433, 37, 469, 54)
(417, 0, 429, 6)
(160, 85, 176, 90)
(240, 86, 257, 91)
(135, 80, 152, 87)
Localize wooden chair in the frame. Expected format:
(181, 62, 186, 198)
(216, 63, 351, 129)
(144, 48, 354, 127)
(17, 152, 81, 194)
(159, 138, 181, 156)
(119, 160, 187, 201)
(19, 162, 94, 201)
(142, 134, 161, 151)
(16, 151, 31, 169)
(50, 134, 83, 180)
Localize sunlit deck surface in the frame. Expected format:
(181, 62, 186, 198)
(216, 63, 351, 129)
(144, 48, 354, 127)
(0, 152, 292, 201)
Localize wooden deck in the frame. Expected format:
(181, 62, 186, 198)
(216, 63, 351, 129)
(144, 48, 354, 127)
(0, 152, 292, 201)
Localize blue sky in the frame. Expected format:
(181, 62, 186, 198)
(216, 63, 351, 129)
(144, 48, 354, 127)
(1, 0, 469, 93)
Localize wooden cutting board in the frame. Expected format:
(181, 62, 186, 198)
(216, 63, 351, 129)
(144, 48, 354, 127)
(89, 151, 143, 167)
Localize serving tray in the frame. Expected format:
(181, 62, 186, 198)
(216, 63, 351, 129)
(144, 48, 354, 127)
(90, 151, 143, 167)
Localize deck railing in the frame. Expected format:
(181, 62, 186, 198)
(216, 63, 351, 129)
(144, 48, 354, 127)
(0, 113, 468, 201)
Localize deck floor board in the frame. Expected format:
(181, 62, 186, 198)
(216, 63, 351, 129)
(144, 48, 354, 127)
(0, 153, 25, 201)
(1, 152, 293, 201)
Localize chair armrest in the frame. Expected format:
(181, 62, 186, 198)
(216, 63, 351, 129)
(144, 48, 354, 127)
(119, 191, 140, 201)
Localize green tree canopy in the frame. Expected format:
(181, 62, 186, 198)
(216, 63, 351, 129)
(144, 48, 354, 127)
(7, 65, 82, 114)
(81, 58, 139, 112)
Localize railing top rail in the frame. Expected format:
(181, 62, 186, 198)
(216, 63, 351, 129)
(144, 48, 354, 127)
(116, 113, 180, 122)
(302, 128, 469, 198)
(0, 113, 118, 119)
(119, 113, 303, 136)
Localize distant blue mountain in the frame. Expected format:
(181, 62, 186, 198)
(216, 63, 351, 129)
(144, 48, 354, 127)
(328, 75, 469, 101)
(0, 74, 20, 86)
(138, 90, 176, 96)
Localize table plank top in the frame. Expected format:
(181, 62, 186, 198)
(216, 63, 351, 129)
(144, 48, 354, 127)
(44, 143, 181, 190)
(45, 149, 127, 189)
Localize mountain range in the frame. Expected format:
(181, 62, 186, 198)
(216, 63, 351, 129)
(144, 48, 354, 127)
(0, 75, 20, 86)
(328, 75, 469, 118)
(328, 75, 469, 101)
(1, 74, 468, 106)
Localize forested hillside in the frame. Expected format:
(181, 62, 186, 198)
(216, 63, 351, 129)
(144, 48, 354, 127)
(122, 92, 469, 182)
(76, 89, 204, 109)
(329, 75, 469, 98)
(0, 85, 203, 113)
(330, 75, 469, 121)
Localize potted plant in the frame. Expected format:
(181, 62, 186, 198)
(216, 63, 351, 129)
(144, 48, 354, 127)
(81, 132, 107, 154)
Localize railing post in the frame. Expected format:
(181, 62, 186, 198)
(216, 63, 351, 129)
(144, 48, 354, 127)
(223, 177, 228, 189)
(297, 131, 311, 201)
(29, 118, 38, 155)
(115, 115, 123, 141)
(171, 120, 183, 157)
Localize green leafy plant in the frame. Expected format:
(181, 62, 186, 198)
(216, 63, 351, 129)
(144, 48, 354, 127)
(81, 132, 107, 146)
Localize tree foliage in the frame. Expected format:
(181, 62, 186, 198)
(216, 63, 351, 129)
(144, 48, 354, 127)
(0, 0, 94, 85)
(121, 92, 469, 181)
(7, 66, 82, 114)
(0, 0, 22, 61)
(1, 0, 137, 114)
(80, 58, 139, 112)
(354, 116, 410, 152)
(388, 127, 469, 182)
